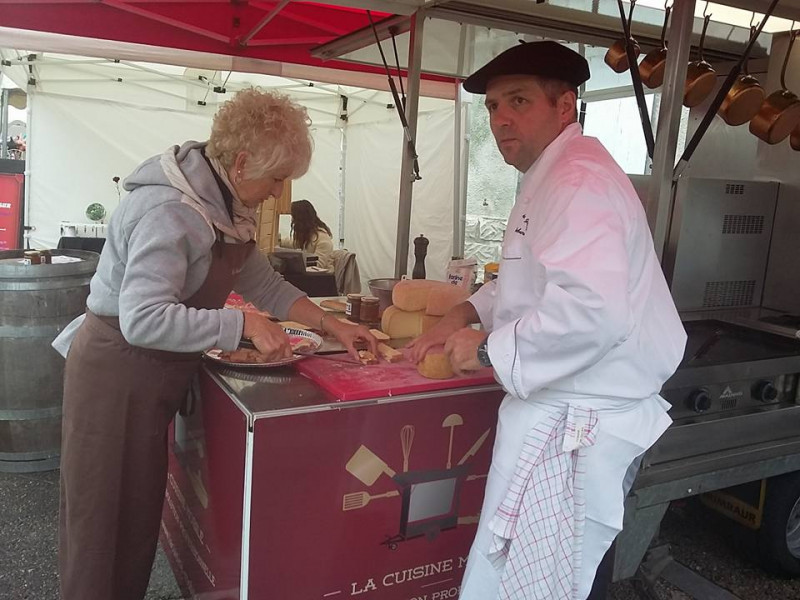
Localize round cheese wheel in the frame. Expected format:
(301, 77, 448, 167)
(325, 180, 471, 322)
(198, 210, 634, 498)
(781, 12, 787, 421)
(417, 351, 454, 379)
(392, 279, 445, 312)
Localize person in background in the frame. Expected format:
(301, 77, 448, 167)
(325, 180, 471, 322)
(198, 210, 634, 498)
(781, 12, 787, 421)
(410, 41, 686, 600)
(53, 88, 376, 600)
(281, 198, 335, 270)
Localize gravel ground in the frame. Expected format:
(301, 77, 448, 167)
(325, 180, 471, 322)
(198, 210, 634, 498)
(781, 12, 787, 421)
(0, 470, 182, 600)
(2, 469, 800, 600)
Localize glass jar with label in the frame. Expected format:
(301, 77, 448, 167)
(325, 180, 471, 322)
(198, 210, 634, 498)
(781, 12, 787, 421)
(346, 294, 362, 323)
(360, 296, 380, 326)
(23, 251, 42, 265)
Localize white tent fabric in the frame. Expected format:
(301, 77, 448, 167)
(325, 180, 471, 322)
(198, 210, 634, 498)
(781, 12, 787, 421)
(27, 92, 342, 250)
(1, 50, 457, 290)
(346, 101, 454, 284)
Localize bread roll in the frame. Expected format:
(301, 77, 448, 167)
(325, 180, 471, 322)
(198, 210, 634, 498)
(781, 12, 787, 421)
(417, 350, 454, 379)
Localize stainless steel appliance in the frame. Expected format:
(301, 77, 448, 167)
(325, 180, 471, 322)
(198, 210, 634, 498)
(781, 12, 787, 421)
(615, 318, 800, 581)
(666, 178, 779, 311)
(650, 319, 800, 466)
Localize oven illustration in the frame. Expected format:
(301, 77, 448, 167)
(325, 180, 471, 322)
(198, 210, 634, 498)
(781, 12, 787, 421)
(342, 415, 490, 549)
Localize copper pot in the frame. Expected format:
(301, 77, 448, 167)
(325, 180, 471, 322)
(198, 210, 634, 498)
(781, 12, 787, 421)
(605, 38, 642, 73)
(719, 73, 765, 126)
(750, 31, 800, 144)
(639, 5, 671, 89)
(684, 15, 716, 108)
(790, 125, 800, 150)
(605, 1, 640, 74)
(719, 28, 766, 127)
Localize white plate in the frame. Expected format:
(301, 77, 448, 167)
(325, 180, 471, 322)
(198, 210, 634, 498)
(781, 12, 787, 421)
(203, 328, 323, 368)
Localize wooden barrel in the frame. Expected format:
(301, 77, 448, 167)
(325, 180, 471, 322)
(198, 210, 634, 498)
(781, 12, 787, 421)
(0, 250, 98, 472)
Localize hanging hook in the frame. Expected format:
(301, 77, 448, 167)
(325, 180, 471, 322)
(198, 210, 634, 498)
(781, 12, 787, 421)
(664, 0, 671, 9)
(703, 1, 711, 18)
(750, 11, 757, 29)
(779, 22, 797, 90)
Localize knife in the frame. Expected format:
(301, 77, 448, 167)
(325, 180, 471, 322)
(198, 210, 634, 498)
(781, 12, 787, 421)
(240, 338, 358, 364)
(294, 349, 360, 364)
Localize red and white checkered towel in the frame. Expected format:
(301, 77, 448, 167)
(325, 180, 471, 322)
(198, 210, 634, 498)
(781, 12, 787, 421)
(487, 404, 598, 600)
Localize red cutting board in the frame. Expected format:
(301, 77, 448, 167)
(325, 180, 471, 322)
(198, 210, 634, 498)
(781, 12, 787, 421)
(295, 357, 498, 401)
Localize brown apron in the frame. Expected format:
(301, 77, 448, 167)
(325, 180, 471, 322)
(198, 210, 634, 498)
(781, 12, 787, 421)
(59, 232, 253, 600)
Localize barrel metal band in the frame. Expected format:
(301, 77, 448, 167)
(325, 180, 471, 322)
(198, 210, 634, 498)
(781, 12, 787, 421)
(0, 406, 63, 420)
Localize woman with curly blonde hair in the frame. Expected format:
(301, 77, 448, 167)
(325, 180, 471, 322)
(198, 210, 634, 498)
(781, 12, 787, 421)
(53, 88, 377, 600)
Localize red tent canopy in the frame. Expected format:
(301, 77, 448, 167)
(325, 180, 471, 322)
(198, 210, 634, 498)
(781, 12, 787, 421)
(0, 0, 429, 78)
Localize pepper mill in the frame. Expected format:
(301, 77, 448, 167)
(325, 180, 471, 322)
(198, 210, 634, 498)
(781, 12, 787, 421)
(412, 234, 429, 279)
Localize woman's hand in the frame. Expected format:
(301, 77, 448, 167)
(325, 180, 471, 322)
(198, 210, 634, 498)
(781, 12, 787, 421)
(243, 311, 292, 361)
(325, 316, 378, 361)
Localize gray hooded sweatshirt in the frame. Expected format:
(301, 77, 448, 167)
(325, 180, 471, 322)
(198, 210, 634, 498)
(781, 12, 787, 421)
(52, 141, 306, 357)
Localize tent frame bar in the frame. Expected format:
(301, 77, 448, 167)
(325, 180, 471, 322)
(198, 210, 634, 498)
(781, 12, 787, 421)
(99, 0, 231, 44)
(311, 15, 411, 61)
(239, 0, 291, 47)
(646, 0, 696, 259)
(393, 8, 425, 279)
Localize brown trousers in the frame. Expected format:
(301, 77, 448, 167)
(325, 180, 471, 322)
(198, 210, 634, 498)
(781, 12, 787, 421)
(59, 312, 200, 600)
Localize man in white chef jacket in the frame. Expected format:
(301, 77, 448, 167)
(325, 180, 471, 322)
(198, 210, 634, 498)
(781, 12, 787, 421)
(409, 41, 687, 600)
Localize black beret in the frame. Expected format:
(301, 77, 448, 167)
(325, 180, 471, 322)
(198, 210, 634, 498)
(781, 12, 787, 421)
(463, 41, 590, 94)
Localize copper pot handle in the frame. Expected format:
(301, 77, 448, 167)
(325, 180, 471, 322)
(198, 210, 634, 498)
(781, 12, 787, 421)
(697, 13, 711, 63)
(658, 4, 672, 49)
(779, 29, 798, 90)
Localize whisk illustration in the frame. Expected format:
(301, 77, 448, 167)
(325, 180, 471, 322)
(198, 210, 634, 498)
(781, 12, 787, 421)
(400, 425, 415, 472)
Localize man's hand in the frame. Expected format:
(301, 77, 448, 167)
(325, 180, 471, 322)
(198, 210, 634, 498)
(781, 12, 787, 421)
(407, 301, 479, 364)
(243, 311, 292, 361)
(407, 318, 464, 364)
(444, 328, 488, 376)
(325, 317, 378, 361)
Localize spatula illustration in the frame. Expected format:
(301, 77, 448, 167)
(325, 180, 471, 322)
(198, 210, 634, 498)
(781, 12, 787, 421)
(345, 445, 397, 486)
(342, 490, 400, 511)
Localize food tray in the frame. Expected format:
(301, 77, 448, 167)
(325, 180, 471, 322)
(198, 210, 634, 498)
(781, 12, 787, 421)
(203, 328, 322, 368)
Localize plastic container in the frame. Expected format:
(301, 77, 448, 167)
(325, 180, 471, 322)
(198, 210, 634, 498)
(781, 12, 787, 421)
(484, 262, 499, 282)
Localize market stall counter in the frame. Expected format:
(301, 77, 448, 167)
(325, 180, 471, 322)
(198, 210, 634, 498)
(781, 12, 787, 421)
(160, 356, 504, 600)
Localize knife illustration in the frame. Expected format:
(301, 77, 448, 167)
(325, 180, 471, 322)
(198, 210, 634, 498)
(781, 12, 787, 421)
(457, 428, 491, 466)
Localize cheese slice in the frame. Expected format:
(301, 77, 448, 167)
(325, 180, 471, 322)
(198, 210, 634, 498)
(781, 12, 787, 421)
(370, 328, 390, 342)
(377, 343, 404, 363)
(358, 350, 379, 365)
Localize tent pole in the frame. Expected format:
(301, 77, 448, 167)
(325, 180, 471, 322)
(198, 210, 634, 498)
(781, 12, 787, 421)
(338, 94, 348, 248)
(393, 8, 426, 279)
(646, 0, 695, 261)
(0, 89, 8, 160)
(452, 22, 469, 259)
(452, 81, 464, 258)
